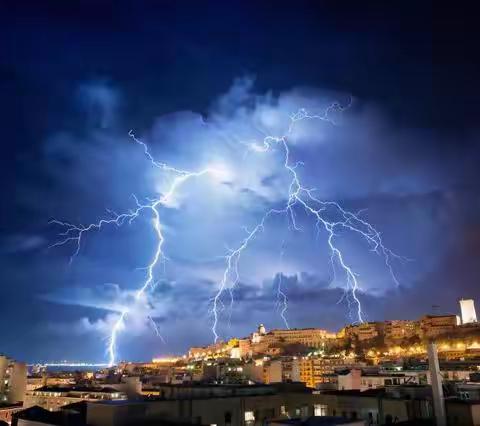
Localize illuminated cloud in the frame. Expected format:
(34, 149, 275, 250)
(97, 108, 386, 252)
(17, 78, 478, 360)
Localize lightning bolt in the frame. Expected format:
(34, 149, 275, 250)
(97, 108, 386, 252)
(275, 240, 290, 329)
(276, 273, 290, 330)
(51, 131, 218, 366)
(51, 99, 402, 360)
(210, 103, 402, 339)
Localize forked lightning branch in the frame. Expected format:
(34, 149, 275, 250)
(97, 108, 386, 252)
(51, 103, 401, 366)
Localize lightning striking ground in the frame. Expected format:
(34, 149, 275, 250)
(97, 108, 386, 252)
(210, 104, 402, 339)
(51, 132, 218, 366)
(52, 101, 402, 361)
(274, 239, 290, 329)
(276, 272, 290, 330)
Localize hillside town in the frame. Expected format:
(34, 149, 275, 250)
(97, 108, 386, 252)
(2, 300, 480, 425)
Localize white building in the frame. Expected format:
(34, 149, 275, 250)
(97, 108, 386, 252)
(337, 368, 424, 392)
(460, 298, 477, 324)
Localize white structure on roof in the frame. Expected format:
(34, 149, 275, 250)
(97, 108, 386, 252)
(459, 298, 477, 324)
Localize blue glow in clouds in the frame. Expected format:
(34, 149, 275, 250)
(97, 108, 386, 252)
(51, 102, 401, 365)
(211, 104, 402, 341)
(51, 132, 221, 366)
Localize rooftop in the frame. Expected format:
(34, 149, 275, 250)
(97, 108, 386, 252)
(0, 402, 22, 410)
(321, 389, 385, 397)
(142, 382, 272, 389)
(90, 399, 147, 406)
(13, 405, 84, 426)
(362, 373, 407, 377)
(270, 416, 363, 425)
(33, 385, 121, 393)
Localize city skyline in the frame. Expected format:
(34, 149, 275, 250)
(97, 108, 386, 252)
(21, 298, 480, 365)
(2, 2, 479, 365)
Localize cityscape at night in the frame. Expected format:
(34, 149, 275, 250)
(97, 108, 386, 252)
(1, 2, 477, 425)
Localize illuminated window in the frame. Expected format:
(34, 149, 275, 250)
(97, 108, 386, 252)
(245, 411, 255, 422)
(314, 404, 328, 416)
(244, 410, 255, 425)
(280, 405, 287, 415)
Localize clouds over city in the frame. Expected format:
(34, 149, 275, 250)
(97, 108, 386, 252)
(6, 75, 468, 362)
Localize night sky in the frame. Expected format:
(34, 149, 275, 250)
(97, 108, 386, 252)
(1, 1, 479, 363)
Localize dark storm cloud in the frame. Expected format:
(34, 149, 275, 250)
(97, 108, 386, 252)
(1, 1, 478, 362)
(76, 81, 122, 129)
(1, 234, 47, 254)
(4, 77, 480, 362)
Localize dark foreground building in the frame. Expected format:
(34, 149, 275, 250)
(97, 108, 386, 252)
(11, 382, 480, 426)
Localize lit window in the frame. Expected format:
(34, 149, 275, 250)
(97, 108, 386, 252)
(280, 406, 287, 415)
(244, 411, 255, 422)
(314, 404, 328, 416)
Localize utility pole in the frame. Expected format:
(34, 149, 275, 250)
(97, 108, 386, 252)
(427, 341, 446, 426)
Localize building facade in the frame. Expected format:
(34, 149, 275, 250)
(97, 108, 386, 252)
(0, 355, 27, 404)
(420, 314, 460, 338)
(384, 320, 418, 342)
(24, 386, 127, 411)
(343, 322, 384, 342)
(259, 328, 336, 350)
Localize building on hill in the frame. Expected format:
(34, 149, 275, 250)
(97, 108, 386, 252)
(188, 325, 337, 361)
(233, 338, 253, 358)
(419, 315, 460, 339)
(342, 322, 384, 342)
(261, 328, 336, 349)
(384, 320, 418, 342)
(188, 341, 230, 359)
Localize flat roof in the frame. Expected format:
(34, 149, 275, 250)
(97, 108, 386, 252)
(147, 382, 273, 388)
(271, 416, 362, 425)
(0, 403, 23, 410)
(33, 385, 120, 393)
(321, 389, 385, 397)
(91, 400, 148, 406)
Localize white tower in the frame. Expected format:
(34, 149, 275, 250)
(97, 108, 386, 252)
(460, 299, 477, 324)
